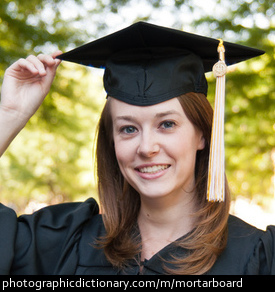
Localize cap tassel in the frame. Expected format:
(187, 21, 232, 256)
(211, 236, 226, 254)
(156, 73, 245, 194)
(207, 39, 227, 202)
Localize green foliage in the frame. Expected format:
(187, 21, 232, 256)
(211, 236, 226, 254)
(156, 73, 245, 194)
(0, 0, 274, 212)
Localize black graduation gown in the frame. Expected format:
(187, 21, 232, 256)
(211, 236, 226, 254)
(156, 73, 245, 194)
(0, 198, 274, 275)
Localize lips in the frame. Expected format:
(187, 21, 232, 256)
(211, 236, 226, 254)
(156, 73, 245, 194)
(137, 164, 170, 174)
(135, 164, 171, 175)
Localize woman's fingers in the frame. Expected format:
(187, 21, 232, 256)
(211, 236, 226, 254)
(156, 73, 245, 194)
(26, 55, 48, 75)
(22, 52, 61, 76)
(38, 51, 63, 68)
(37, 54, 55, 67)
(7, 52, 62, 80)
(51, 50, 63, 60)
(11, 57, 39, 75)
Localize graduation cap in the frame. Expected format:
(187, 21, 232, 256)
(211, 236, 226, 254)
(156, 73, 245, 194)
(57, 22, 264, 202)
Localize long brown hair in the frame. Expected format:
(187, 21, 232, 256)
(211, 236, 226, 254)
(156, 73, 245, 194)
(96, 92, 230, 274)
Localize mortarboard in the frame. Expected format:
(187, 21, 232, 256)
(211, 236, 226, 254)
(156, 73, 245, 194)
(57, 22, 265, 202)
(57, 22, 264, 106)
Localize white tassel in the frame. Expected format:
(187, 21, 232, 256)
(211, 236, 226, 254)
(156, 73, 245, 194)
(207, 40, 227, 202)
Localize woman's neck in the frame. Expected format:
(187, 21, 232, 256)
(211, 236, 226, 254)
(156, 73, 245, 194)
(137, 191, 197, 261)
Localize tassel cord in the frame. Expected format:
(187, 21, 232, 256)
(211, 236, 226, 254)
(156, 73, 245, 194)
(207, 73, 226, 202)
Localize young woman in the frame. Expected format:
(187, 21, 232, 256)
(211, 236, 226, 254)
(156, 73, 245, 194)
(0, 22, 274, 275)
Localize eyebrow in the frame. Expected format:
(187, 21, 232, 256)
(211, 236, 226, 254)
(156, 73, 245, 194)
(154, 110, 182, 118)
(114, 110, 182, 123)
(114, 115, 136, 123)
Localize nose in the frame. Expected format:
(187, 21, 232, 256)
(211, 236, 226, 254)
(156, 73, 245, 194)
(137, 131, 160, 158)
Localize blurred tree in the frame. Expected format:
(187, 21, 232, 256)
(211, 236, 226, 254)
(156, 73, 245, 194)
(0, 0, 274, 213)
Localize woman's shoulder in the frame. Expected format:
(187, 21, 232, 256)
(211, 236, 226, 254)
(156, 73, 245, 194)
(227, 215, 275, 256)
(15, 197, 100, 234)
(1, 197, 100, 228)
(227, 214, 265, 238)
(0, 197, 100, 275)
(209, 214, 275, 275)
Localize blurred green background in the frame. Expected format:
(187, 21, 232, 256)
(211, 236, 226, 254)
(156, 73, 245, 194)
(0, 0, 274, 224)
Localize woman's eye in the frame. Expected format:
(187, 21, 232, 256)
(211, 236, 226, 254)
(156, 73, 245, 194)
(160, 121, 176, 129)
(121, 126, 137, 134)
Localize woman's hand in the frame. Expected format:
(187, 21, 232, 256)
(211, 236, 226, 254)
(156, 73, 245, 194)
(0, 51, 62, 122)
(0, 51, 62, 157)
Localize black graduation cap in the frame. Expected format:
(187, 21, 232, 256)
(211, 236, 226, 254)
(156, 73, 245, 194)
(57, 21, 264, 106)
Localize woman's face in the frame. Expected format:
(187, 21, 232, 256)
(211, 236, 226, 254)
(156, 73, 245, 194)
(110, 97, 205, 201)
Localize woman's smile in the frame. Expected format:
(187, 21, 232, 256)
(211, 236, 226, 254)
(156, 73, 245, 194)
(134, 164, 171, 179)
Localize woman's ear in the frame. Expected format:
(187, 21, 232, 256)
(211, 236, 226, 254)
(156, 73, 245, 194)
(197, 133, 206, 151)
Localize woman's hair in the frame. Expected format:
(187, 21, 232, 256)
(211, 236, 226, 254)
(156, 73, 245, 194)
(96, 92, 230, 275)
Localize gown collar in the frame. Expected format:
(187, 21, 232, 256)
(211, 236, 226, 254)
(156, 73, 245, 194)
(78, 214, 191, 275)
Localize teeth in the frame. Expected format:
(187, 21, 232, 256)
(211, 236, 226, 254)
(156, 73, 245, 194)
(138, 165, 169, 174)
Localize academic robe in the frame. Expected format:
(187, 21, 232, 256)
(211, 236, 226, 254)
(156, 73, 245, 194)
(0, 198, 274, 275)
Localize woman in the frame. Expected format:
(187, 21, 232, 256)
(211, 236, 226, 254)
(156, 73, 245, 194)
(0, 22, 274, 275)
